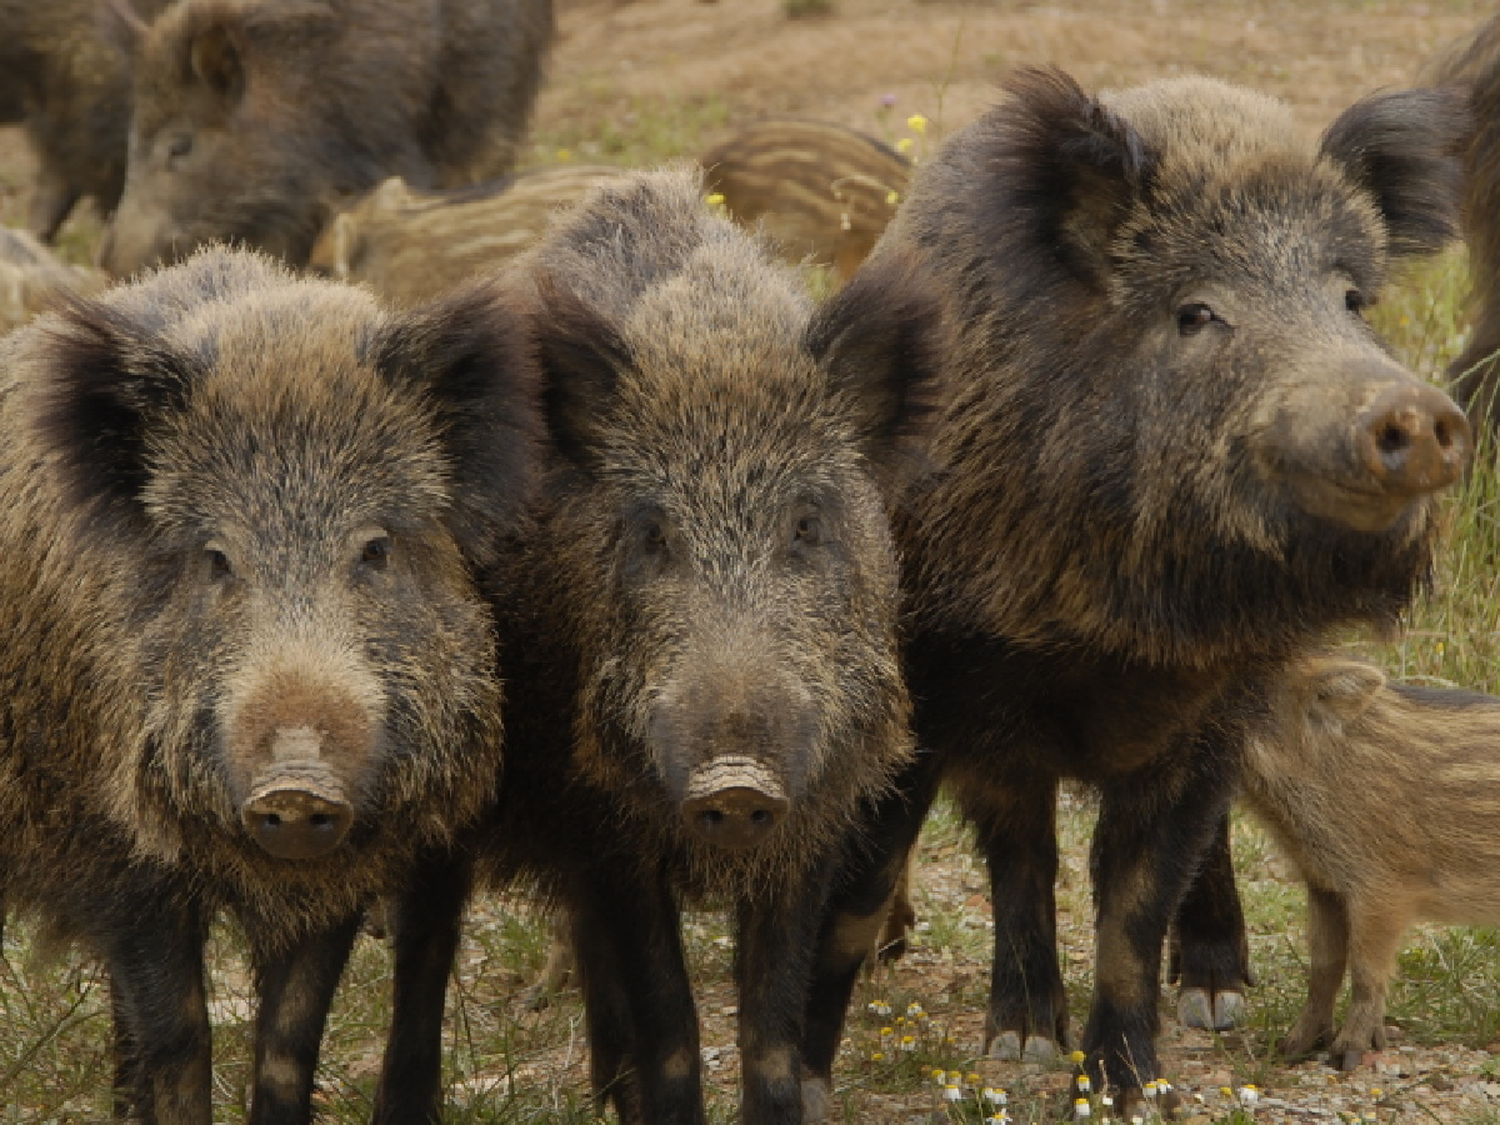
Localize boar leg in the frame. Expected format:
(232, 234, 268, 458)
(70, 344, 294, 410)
(735, 864, 834, 1124)
(1330, 893, 1403, 1070)
(373, 854, 474, 1124)
(246, 911, 362, 1125)
(1172, 815, 1253, 1031)
(1282, 885, 1349, 1060)
(100, 892, 212, 1125)
(801, 750, 944, 1116)
(570, 869, 704, 1125)
(1080, 765, 1232, 1108)
(973, 771, 1067, 1062)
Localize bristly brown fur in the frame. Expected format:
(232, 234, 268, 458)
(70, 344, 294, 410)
(98, 0, 555, 275)
(0, 245, 542, 1117)
(801, 66, 1471, 1106)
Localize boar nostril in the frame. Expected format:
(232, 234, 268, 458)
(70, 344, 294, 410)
(1376, 424, 1409, 456)
(1357, 383, 1472, 495)
(241, 786, 353, 861)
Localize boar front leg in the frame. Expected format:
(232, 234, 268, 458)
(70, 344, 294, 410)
(974, 770, 1068, 1063)
(100, 889, 212, 1125)
(735, 866, 834, 1124)
(801, 750, 944, 1120)
(1080, 761, 1233, 1112)
(245, 911, 362, 1125)
(1282, 885, 1349, 1060)
(373, 853, 475, 1124)
(1172, 815, 1253, 1032)
(570, 868, 703, 1125)
(1330, 891, 1405, 1070)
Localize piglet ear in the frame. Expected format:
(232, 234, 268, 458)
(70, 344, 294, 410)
(29, 296, 197, 536)
(527, 273, 633, 472)
(1305, 659, 1386, 729)
(189, 21, 244, 101)
(1320, 87, 1472, 258)
(373, 279, 545, 566)
(996, 66, 1154, 288)
(806, 248, 947, 491)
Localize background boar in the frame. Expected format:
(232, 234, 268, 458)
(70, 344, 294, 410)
(700, 119, 910, 284)
(0, 225, 106, 333)
(0, 246, 541, 1121)
(1242, 655, 1500, 1071)
(308, 165, 628, 306)
(1422, 13, 1500, 430)
(0, 0, 171, 240)
(98, 0, 555, 277)
(798, 69, 1471, 1114)
(386, 166, 943, 1125)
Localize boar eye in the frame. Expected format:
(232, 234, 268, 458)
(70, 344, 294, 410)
(1176, 302, 1217, 336)
(1345, 289, 1367, 317)
(166, 134, 193, 164)
(205, 545, 232, 579)
(644, 522, 667, 551)
(360, 536, 392, 569)
(794, 516, 822, 546)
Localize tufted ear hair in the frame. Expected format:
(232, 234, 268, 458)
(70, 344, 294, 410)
(1303, 658, 1387, 730)
(372, 278, 546, 567)
(526, 272, 634, 472)
(806, 247, 948, 493)
(1320, 86, 1473, 258)
(30, 294, 200, 538)
(993, 66, 1155, 289)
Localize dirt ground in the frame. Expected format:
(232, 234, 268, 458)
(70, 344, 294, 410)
(4, 0, 1500, 1121)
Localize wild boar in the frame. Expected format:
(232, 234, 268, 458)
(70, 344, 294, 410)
(1244, 655, 1500, 1070)
(798, 68, 1472, 1115)
(97, 0, 554, 276)
(382, 166, 944, 1124)
(308, 165, 628, 306)
(700, 118, 911, 283)
(0, 245, 542, 1121)
(0, 0, 171, 239)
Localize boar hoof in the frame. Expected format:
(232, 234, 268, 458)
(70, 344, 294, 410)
(1021, 1035, 1056, 1064)
(241, 788, 353, 860)
(986, 1030, 1022, 1060)
(1178, 986, 1244, 1031)
(985, 1030, 1055, 1063)
(801, 1076, 832, 1123)
(1336, 1048, 1369, 1072)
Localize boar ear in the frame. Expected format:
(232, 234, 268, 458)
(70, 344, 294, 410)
(373, 279, 545, 566)
(529, 274, 633, 470)
(190, 22, 244, 101)
(807, 250, 947, 488)
(1320, 87, 1472, 258)
(1305, 659, 1386, 729)
(31, 297, 198, 535)
(997, 66, 1153, 288)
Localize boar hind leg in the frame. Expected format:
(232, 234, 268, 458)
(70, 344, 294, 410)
(571, 872, 704, 1125)
(1081, 768, 1232, 1108)
(1282, 885, 1349, 1060)
(735, 868, 834, 1124)
(1173, 815, 1253, 1031)
(972, 773, 1067, 1063)
(374, 855, 474, 1125)
(1330, 894, 1404, 1070)
(801, 750, 944, 1114)
(246, 912, 362, 1125)
(102, 895, 212, 1125)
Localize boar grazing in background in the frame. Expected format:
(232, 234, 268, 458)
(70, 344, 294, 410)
(798, 69, 1472, 1114)
(98, 0, 555, 277)
(700, 119, 911, 284)
(1242, 655, 1500, 1071)
(308, 165, 628, 306)
(0, 225, 106, 333)
(0, 0, 172, 240)
(384, 167, 944, 1124)
(1423, 13, 1500, 429)
(0, 247, 542, 1121)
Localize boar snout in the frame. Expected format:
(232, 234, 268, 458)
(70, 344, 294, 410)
(1356, 382, 1470, 498)
(680, 756, 789, 849)
(240, 730, 354, 859)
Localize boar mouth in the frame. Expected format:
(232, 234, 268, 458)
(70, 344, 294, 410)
(1282, 472, 1436, 534)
